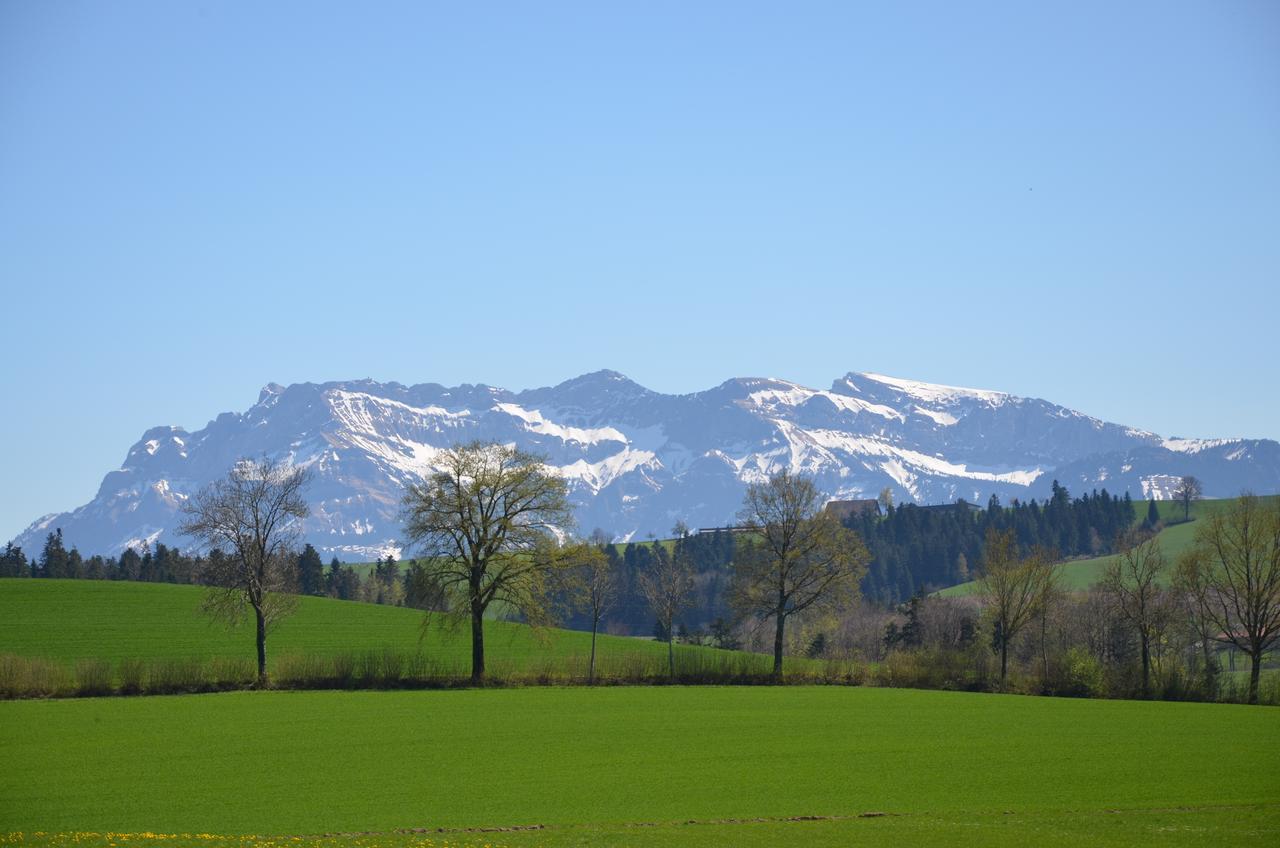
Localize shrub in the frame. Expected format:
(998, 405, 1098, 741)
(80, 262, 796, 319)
(0, 654, 71, 698)
(146, 657, 209, 694)
(74, 659, 114, 697)
(1060, 647, 1104, 698)
(119, 658, 147, 695)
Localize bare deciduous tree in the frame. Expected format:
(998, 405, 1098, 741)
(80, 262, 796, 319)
(574, 543, 618, 684)
(400, 441, 576, 683)
(731, 471, 869, 680)
(637, 544, 694, 679)
(178, 457, 310, 685)
(978, 528, 1057, 686)
(1174, 476, 1203, 523)
(1175, 494, 1280, 704)
(1102, 530, 1171, 695)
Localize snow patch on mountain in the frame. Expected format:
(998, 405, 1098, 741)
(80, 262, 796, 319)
(11, 370, 1279, 560)
(857, 373, 1008, 405)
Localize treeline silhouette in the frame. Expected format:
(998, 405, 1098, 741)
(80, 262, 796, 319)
(2, 481, 1144, 619)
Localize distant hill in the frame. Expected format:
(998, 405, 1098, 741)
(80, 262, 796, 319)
(13, 370, 1280, 559)
(934, 496, 1272, 597)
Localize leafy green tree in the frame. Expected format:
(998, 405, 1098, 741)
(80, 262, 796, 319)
(401, 441, 577, 683)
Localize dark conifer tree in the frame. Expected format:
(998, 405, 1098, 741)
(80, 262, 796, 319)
(297, 544, 325, 595)
(38, 529, 69, 578)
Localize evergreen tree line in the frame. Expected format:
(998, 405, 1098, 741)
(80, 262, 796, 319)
(847, 482, 1138, 605)
(561, 529, 739, 642)
(2, 481, 1145, 633)
(0, 531, 436, 610)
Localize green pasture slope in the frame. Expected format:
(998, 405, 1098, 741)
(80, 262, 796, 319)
(1, 687, 1277, 847)
(0, 578, 678, 672)
(936, 496, 1267, 598)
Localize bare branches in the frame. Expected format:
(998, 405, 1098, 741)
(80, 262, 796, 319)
(638, 544, 694, 679)
(178, 457, 310, 684)
(978, 528, 1058, 685)
(1102, 529, 1171, 695)
(731, 470, 869, 678)
(1174, 476, 1203, 522)
(1174, 493, 1280, 703)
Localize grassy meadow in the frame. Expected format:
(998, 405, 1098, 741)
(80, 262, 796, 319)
(0, 579, 795, 694)
(2, 686, 1277, 846)
(0, 578, 669, 669)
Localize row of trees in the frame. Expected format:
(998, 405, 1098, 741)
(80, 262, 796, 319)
(963, 493, 1278, 703)
(163, 446, 869, 687)
(848, 483, 1143, 604)
(10, 447, 1270, 703)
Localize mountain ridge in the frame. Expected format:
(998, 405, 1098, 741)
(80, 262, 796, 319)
(12, 370, 1279, 559)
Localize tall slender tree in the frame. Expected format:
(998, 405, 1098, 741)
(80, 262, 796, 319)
(638, 542, 694, 679)
(978, 528, 1057, 686)
(1102, 530, 1170, 695)
(178, 457, 311, 685)
(574, 543, 618, 684)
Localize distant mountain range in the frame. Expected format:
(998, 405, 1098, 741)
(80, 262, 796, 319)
(12, 370, 1280, 560)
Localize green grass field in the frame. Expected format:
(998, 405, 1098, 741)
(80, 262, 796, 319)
(935, 497, 1263, 598)
(1, 686, 1277, 846)
(0, 579, 678, 673)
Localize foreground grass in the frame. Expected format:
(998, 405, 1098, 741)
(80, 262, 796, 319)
(2, 687, 1277, 846)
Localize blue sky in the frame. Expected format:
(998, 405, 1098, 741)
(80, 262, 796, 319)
(2, 1, 1277, 542)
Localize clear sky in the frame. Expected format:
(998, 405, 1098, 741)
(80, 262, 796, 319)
(2, 1, 1277, 543)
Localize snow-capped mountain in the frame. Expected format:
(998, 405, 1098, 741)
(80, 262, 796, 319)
(12, 371, 1280, 560)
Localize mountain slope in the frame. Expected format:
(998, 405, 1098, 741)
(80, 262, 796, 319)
(13, 370, 1279, 559)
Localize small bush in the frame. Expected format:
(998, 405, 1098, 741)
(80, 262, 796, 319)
(146, 657, 209, 694)
(0, 654, 71, 698)
(1060, 648, 1105, 698)
(74, 659, 114, 697)
(119, 658, 147, 695)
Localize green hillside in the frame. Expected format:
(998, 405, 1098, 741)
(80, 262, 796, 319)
(2, 687, 1276, 847)
(0, 578, 691, 674)
(936, 496, 1264, 598)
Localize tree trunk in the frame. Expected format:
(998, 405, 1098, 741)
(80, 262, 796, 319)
(667, 624, 675, 681)
(470, 598, 485, 683)
(589, 618, 598, 685)
(1200, 626, 1213, 689)
(1000, 638, 1009, 687)
(254, 605, 267, 686)
(1040, 610, 1049, 682)
(1140, 636, 1151, 697)
(1249, 651, 1261, 706)
(772, 614, 785, 682)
